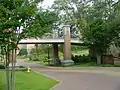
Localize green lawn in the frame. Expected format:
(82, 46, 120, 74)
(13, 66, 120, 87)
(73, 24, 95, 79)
(75, 62, 97, 67)
(0, 71, 59, 90)
(72, 63, 120, 67)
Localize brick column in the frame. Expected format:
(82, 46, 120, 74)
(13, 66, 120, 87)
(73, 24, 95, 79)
(64, 25, 71, 60)
(61, 25, 74, 65)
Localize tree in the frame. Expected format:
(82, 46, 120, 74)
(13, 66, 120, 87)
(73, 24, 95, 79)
(51, 0, 91, 25)
(78, 0, 120, 64)
(51, 0, 77, 24)
(51, 0, 120, 64)
(110, 1, 120, 47)
(0, 0, 58, 90)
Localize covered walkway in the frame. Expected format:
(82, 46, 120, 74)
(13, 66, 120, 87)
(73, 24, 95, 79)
(18, 25, 86, 65)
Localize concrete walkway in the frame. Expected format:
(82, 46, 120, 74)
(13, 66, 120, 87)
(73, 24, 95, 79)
(18, 60, 120, 90)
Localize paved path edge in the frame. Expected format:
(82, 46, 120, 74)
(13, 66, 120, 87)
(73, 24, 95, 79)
(33, 70, 62, 90)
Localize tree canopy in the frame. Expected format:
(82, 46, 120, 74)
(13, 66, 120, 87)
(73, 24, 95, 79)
(0, 1, 58, 90)
(0, 0, 58, 50)
(52, 0, 120, 64)
(52, 0, 120, 50)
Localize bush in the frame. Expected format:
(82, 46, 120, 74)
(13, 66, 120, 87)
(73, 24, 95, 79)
(72, 55, 95, 64)
(0, 64, 5, 69)
(29, 45, 52, 62)
(29, 54, 48, 61)
(18, 49, 28, 56)
(19, 66, 25, 68)
(72, 46, 88, 51)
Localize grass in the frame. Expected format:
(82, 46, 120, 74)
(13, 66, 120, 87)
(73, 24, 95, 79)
(0, 71, 59, 90)
(75, 62, 98, 67)
(100, 64, 120, 67)
(73, 62, 120, 67)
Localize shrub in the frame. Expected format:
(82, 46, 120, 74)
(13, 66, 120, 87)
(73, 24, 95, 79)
(29, 45, 52, 62)
(72, 55, 95, 64)
(72, 46, 89, 52)
(0, 63, 5, 69)
(18, 49, 28, 56)
(19, 66, 25, 68)
(29, 54, 48, 61)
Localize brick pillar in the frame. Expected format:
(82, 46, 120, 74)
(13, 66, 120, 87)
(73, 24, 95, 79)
(64, 25, 71, 60)
(61, 25, 74, 65)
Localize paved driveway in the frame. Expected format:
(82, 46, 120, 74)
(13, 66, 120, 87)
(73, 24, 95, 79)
(18, 60, 120, 90)
(34, 69, 120, 90)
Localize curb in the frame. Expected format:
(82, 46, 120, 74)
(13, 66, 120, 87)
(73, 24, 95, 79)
(33, 69, 120, 77)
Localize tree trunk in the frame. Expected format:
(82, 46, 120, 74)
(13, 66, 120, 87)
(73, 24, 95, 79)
(96, 53, 101, 65)
(6, 50, 11, 90)
(11, 49, 16, 90)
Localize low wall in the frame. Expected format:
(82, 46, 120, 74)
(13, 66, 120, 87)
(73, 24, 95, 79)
(102, 55, 120, 64)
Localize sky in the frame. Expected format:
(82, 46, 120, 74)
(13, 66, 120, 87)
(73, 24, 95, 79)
(41, 0, 55, 8)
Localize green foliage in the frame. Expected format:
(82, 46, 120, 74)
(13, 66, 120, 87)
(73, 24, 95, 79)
(25, 10, 58, 38)
(29, 45, 52, 61)
(0, 0, 38, 47)
(18, 49, 28, 56)
(52, 0, 120, 54)
(72, 55, 96, 64)
(29, 54, 48, 61)
(0, 1, 58, 90)
(77, 62, 97, 67)
(0, 0, 58, 52)
(30, 45, 52, 54)
(82, 20, 111, 53)
(99, 64, 120, 67)
(79, 0, 120, 49)
(29, 44, 63, 62)
(72, 46, 88, 51)
(0, 62, 5, 69)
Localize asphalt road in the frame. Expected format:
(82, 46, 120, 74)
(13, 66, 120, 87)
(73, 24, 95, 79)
(38, 71, 120, 90)
(18, 60, 120, 90)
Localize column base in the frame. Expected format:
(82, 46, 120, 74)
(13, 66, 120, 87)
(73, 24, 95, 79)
(61, 60, 74, 66)
(8, 62, 26, 70)
(9, 62, 20, 67)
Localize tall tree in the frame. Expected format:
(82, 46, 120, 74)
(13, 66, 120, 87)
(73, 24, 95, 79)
(0, 0, 58, 90)
(52, 0, 120, 64)
(80, 0, 120, 64)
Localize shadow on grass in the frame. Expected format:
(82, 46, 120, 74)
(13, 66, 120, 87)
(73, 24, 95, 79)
(0, 85, 5, 90)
